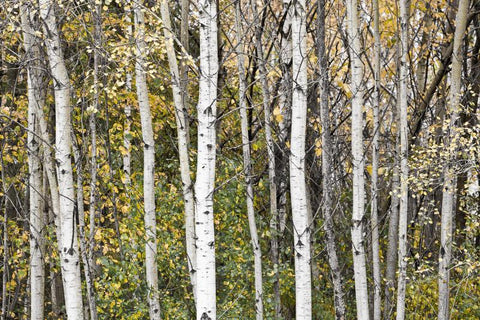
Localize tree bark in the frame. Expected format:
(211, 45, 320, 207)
(39, 1, 84, 319)
(278, 0, 292, 236)
(371, 0, 382, 318)
(159, 0, 197, 302)
(20, 6, 45, 319)
(72, 141, 98, 320)
(234, 3, 264, 318)
(395, 0, 410, 318)
(124, 3, 133, 186)
(346, 0, 370, 318)
(134, 1, 161, 318)
(438, 0, 469, 318)
(195, 0, 218, 318)
(249, 0, 281, 317)
(317, 0, 346, 318)
(290, 0, 312, 317)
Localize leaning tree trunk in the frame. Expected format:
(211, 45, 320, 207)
(160, 0, 197, 301)
(371, 0, 382, 318)
(133, 2, 161, 319)
(20, 6, 45, 319)
(195, 0, 218, 318)
(316, 0, 346, 318)
(438, 0, 469, 319)
(290, 0, 312, 318)
(250, 0, 279, 317)
(395, 0, 410, 318)
(346, 0, 369, 318)
(39, 1, 84, 319)
(234, 2, 264, 318)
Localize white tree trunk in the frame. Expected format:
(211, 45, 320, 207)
(39, 1, 84, 319)
(346, 0, 369, 318)
(159, 0, 197, 301)
(20, 6, 45, 318)
(124, 2, 133, 186)
(317, 0, 346, 318)
(278, 0, 292, 236)
(234, 3, 264, 318)
(438, 0, 469, 318)
(248, 0, 278, 317)
(72, 141, 98, 320)
(384, 136, 400, 319)
(290, 0, 311, 318)
(195, 0, 218, 318)
(371, 0, 382, 318)
(133, 2, 161, 319)
(395, 0, 409, 318)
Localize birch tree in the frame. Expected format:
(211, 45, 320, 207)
(346, 0, 369, 318)
(371, 0, 382, 318)
(39, 0, 84, 318)
(290, 0, 311, 317)
(316, 0, 346, 318)
(194, 0, 218, 317)
(20, 6, 45, 319)
(134, 1, 161, 318)
(235, 2, 263, 317)
(395, 0, 410, 317)
(438, 0, 469, 318)
(159, 0, 197, 300)
(248, 0, 280, 316)
(124, 3, 133, 186)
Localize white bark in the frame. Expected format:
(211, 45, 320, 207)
(133, 2, 161, 319)
(85, 3, 101, 319)
(234, 3, 264, 318)
(346, 0, 369, 318)
(124, 2, 133, 186)
(159, 0, 197, 301)
(72, 141, 98, 320)
(438, 0, 469, 318)
(21, 6, 45, 318)
(317, 0, 346, 318)
(371, 0, 382, 318)
(290, 0, 311, 318)
(249, 0, 277, 317)
(384, 134, 400, 319)
(278, 0, 292, 235)
(195, 0, 218, 318)
(395, 0, 409, 318)
(39, 1, 84, 319)
(180, 0, 190, 146)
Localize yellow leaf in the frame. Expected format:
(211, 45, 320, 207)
(273, 106, 284, 123)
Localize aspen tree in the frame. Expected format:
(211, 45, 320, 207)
(346, 0, 369, 317)
(235, 2, 264, 317)
(290, 0, 312, 317)
(249, 0, 279, 316)
(371, 0, 382, 318)
(39, 0, 84, 318)
(278, 0, 292, 235)
(438, 0, 469, 318)
(134, 1, 161, 318)
(124, 2, 133, 186)
(195, 0, 218, 318)
(72, 141, 98, 320)
(83, 3, 101, 319)
(384, 132, 400, 319)
(20, 6, 45, 319)
(317, 0, 346, 318)
(395, 0, 409, 317)
(159, 0, 197, 301)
